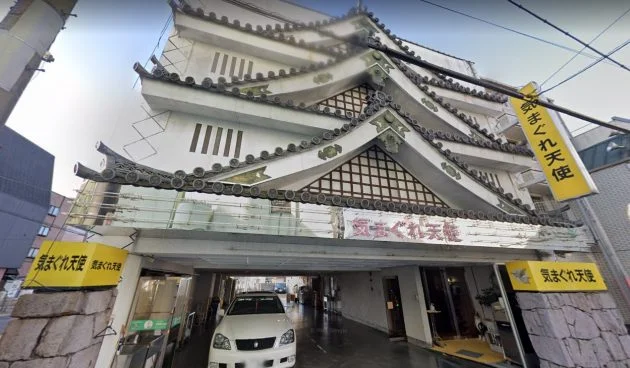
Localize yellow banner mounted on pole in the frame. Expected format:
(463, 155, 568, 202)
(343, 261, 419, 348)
(23, 241, 128, 289)
(509, 82, 598, 202)
(506, 261, 607, 292)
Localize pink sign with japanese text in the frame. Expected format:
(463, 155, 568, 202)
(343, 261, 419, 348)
(341, 209, 589, 250)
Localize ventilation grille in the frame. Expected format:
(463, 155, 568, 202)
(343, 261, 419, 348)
(303, 145, 447, 207)
(189, 123, 243, 158)
(210, 52, 253, 78)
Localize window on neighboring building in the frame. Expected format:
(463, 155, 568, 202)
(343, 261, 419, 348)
(26, 247, 39, 259)
(48, 205, 60, 217)
(37, 225, 50, 237)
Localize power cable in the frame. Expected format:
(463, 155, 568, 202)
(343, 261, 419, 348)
(417, 0, 614, 66)
(541, 6, 630, 87)
(539, 39, 630, 95)
(364, 38, 630, 134)
(507, 0, 630, 73)
(133, 13, 173, 89)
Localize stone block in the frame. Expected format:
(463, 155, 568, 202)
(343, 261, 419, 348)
(602, 331, 628, 361)
(11, 292, 84, 318)
(562, 305, 578, 326)
(10, 357, 68, 368)
(36, 315, 94, 357)
(570, 293, 592, 312)
(565, 338, 599, 368)
(83, 289, 113, 315)
(598, 293, 618, 309)
(539, 309, 570, 338)
(0, 318, 48, 361)
(521, 310, 543, 335)
(620, 335, 630, 359)
(592, 337, 613, 366)
(546, 293, 565, 309)
(68, 344, 101, 368)
(593, 309, 628, 335)
(567, 308, 600, 339)
(0, 362, 8, 368)
(530, 335, 574, 367)
(517, 292, 549, 310)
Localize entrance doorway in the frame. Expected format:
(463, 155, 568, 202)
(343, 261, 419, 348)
(421, 267, 476, 340)
(382, 276, 406, 340)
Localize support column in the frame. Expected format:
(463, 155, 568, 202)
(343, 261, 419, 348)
(94, 254, 142, 368)
(0, 289, 116, 368)
(517, 292, 630, 367)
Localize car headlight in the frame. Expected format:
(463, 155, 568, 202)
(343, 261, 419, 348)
(212, 333, 231, 350)
(280, 329, 295, 345)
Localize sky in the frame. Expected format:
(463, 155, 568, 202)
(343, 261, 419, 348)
(2, 0, 629, 197)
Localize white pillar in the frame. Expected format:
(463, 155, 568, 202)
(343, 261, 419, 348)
(94, 254, 143, 368)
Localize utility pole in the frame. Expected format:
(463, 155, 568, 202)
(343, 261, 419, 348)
(0, 0, 79, 127)
(554, 112, 630, 311)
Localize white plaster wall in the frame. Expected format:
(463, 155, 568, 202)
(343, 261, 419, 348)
(185, 41, 287, 83)
(336, 266, 432, 344)
(336, 271, 389, 333)
(133, 110, 308, 173)
(402, 40, 481, 92)
(469, 164, 533, 207)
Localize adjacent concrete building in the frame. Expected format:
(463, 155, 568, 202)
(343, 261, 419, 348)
(0, 126, 53, 277)
(574, 117, 630, 325)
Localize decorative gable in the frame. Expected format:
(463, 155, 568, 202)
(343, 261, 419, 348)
(315, 84, 375, 118)
(302, 145, 448, 207)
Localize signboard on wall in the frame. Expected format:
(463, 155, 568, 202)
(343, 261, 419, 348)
(509, 82, 598, 202)
(342, 209, 588, 251)
(23, 241, 128, 289)
(506, 261, 607, 292)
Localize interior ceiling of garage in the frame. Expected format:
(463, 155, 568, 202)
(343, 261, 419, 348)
(156, 254, 486, 273)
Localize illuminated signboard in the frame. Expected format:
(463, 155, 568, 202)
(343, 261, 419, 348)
(506, 261, 607, 292)
(23, 241, 128, 289)
(509, 82, 598, 201)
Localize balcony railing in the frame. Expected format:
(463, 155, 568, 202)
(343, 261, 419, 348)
(67, 187, 590, 252)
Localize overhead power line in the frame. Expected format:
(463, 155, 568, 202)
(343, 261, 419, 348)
(539, 39, 630, 95)
(417, 0, 615, 66)
(507, 0, 630, 73)
(363, 38, 630, 134)
(541, 6, 630, 87)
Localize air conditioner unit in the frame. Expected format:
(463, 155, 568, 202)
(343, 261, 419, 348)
(516, 170, 545, 189)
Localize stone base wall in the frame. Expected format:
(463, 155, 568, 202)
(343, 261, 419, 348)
(517, 292, 630, 368)
(0, 289, 116, 368)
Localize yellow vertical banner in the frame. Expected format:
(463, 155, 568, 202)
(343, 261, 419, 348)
(509, 82, 598, 202)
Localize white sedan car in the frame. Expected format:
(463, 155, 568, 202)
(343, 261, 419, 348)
(208, 292, 296, 368)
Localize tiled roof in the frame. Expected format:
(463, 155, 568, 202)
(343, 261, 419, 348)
(171, 1, 508, 104)
(113, 67, 543, 219)
(136, 61, 532, 158)
(134, 62, 356, 120)
(170, 0, 346, 57)
(74, 139, 578, 228)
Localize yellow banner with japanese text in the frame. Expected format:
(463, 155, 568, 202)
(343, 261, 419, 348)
(23, 241, 128, 289)
(509, 82, 598, 201)
(506, 261, 607, 292)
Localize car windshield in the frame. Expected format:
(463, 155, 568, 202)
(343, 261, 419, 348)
(227, 296, 285, 315)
